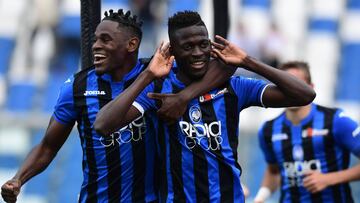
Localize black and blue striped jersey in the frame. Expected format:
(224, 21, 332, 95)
(134, 71, 268, 202)
(53, 59, 159, 202)
(258, 103, 360, 203)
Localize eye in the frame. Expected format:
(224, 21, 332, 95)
(200, 40, 210, 48)
(92, 36, 97, 43)
(182, 44, 193, 51)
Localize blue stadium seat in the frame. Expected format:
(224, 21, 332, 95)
(57, 15, 81, 38)
(337, 43, 360, 101)
(23, 130, 51, 196)
(0, 37, 15, 74)
(5, 82, 37, 112)
(242, 0, 271, 8)
(168, 0, 199, 16)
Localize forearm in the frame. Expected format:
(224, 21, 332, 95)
(180, 60, 236, 100)
(261, 166, 281, 192)
(95, 70, 155, 135)
(242, 56, 315, 105)
(328, 164, 360, 186)
(13, 144, 56, 185)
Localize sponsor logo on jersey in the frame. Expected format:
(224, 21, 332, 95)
(83, 90, 106, 96)
(99, 116, 146, 146)
(179, 120, 222, 150)
(199, 88, 228, 103)
(189, 105, 202, 123)
(283, 159, 321, 187)
(292, 144, 304, 161)
(271, 133, 288, 141)
(302, 128, 329, 138)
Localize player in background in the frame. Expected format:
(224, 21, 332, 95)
(94, 11, 315, 202)
(1, 9, 235, 203)
(255, 61, 360, 203)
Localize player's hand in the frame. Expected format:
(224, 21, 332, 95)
(147, 92, 188, 124)
(303, 171, 332, 193)
(211, 35, 248, 67)
(147, 41, 174, 79)
(1, 179, 21, 203)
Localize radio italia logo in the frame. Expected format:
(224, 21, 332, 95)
(180, 105, 223, 150)
(283, 145, 321, 187)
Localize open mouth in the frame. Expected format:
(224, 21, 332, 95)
(191, 61, 206, 69)
(93, 54, 107, 66)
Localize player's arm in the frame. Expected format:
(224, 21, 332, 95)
(254, 164, 280, 203)
(94, 42, 174, 136)
(303, 163, 360, 193)
(1, 118, 73, 203)
(303, 112, 360, 193)
(212, 35, 316, 108)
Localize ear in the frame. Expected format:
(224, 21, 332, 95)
(127, 37, 140, 52)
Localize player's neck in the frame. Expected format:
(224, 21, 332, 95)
(111, 57, 138, 82)
(176, 69, 192, 86)
(285, 104, 312, 125)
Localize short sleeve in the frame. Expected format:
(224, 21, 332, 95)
(134, 82, 157, 112)
(53, 76, 77, 125)
(230, 76, 268, 109)
(258, 123, 277, 164)
(333, 110, 360, 158)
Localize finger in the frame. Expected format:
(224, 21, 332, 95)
(168, 56, 175, 66)
(211, 51, 218, 58)
(157, 41, 164, 54)
(211, 41, 225, 50)
(215, 35, 229, 45)
(147, 92, 166, 100)
(211, 49, 226, 61)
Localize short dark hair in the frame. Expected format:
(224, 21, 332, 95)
(279, 61, 312, 83)
(168, 10, 205, 38)
(102, 9, 143, 40)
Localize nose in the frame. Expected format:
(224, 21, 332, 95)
(192, 46, 203, 57)
(92, 39, 101, 51)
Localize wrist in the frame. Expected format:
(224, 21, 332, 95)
(141, 69, 157, 82)
(11, 177, 22, 186)
(254, 187, 271, 202)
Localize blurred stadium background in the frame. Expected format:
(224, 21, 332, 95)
(0, 0, 359, 202)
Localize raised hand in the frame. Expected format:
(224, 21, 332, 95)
(147, 92, 188, 124)
(211, 35, 248, 66)
(1, 179, 21, 203)
(147, 42, 175, 79)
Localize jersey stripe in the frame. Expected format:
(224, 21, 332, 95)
(317, 106, 342, 202)
(153, 79, 168, 202)
(97, 78, 122, 202)
(301, 119, 323, 202)
(168, 84, 186, 202)
(281, 123, 300, 203)
(184, 105, 210, 203)
(73, 70, 99, 202)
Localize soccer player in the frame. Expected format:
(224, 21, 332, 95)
(255, 61, 360, 203)
(1, 9, 234, 203)
(94, 11, 315, 202)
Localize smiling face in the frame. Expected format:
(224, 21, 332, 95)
(92, 20, 132, 75)
(170, 24, 211, 83)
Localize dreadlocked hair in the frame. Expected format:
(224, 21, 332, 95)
(168, 10, 205, 37)
(103, 9, 143, 40)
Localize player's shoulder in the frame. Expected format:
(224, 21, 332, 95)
(315, 104, 339, 114)
(260, 112, 284, 131)
(74, 66, 95, 79)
